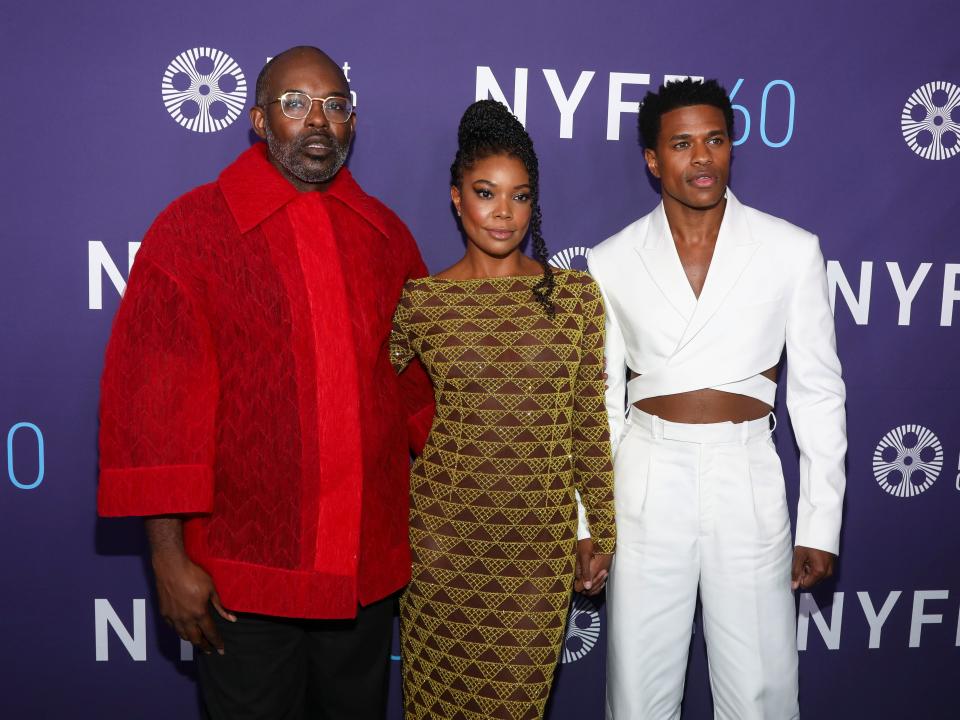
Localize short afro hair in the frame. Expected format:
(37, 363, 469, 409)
(638, 78, 734, 149)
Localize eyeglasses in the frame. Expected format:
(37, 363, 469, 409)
(266, 92, 354, 123)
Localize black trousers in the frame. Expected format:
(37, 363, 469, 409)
(197, 596, 394, 720)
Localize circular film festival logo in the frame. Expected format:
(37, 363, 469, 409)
(162, 47, 247, 133)
(550, 246, 592, 270)
(561, 593, 600, 664)
(901, 81, 960, 160)
(873, 425, 943, 498)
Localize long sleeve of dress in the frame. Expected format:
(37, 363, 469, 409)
(390, 287, 416, 374)
(391, 285, 433, 454)
(389, 228, 434, 453)
(572, 278, 616, 554)
(98, 256, 218, 516)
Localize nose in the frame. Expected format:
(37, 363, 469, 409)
(493, 195, 512, 219)
(692, 140, 712, 166)
(305, 99, 329, 128)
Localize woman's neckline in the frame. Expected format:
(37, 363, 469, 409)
(425, 273, 546, 283)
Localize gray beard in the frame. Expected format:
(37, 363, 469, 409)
(265, 126, 351, 185)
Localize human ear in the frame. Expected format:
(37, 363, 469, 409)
(450, 186, 462, 217)
(643, 148, 660, 179)
(250, 106, 267, 140)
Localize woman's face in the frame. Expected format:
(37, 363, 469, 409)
(451, 153, 532, 259)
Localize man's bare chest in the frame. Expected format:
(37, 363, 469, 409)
(675, 239, 716, 299)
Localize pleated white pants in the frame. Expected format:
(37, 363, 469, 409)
(605, 409, 799, 720)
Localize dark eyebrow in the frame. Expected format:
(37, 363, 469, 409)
(668, 129, 726, 142)
(471, 180, 532, 190)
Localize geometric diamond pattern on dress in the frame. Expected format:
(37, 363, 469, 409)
(391, 269, 615, 720)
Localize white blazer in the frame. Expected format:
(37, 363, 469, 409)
(588, 190, 846, 555)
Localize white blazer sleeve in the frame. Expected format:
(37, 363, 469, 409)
(785, 237, 847, 555)
(588, 255, 629, 457)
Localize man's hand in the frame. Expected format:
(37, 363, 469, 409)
(584, 552, 612, 597)
(791, 546, 836, 590)
(152, 549, 236, 654)
(145, 517, 236, 654)
(574, 538, 612, 596)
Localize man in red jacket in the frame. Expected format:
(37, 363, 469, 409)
(98, 45, 433, 719)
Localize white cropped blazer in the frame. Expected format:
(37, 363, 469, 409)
(588, 191, 847, 554)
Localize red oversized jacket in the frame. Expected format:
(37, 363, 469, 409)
(98, 144, 434, 618)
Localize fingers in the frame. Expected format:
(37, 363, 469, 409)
(211, 592, 237, 623)
(583, 571, 607, 596)
(173, 618, 213, 654)
(583, 553, 612, 596)
(575, 539, 593, 591)
(197, 610, 225, 655)
(792, 547, 836, 590)
(169, 606, 223, 655)
(153, 556, 232, 654)
(573, 550, 584, 593)
(802, 554, 835, 589)
(791, 548, 806, 590)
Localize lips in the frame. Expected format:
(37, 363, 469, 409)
(689, 173, 717, 187)
(300, 134, 333, 154)
(486, 228, 515, 240)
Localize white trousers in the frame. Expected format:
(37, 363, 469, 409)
(606, 409, 799, 720)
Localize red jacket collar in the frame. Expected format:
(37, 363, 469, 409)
(218, 143, 387, 236)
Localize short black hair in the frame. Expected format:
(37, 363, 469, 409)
(638, 78, 734, 149)
(255, 46, 344, 106)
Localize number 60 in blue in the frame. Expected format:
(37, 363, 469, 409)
(728, 78, 796, 148)
(7, 422, 44, 490)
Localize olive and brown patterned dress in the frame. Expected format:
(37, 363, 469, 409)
(390, 269, 616, 720)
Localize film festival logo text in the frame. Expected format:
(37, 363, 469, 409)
(873, 425, 943, 498)
(6, 422, 44, 491)
(162, 47, 248, 133)
(161, 49, 358, 135)
(475, 67, 796, 148)
(901, 81, 960, 161)
(94, 588, 960, 663)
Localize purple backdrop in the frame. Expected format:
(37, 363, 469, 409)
(2, 1, 958, 717)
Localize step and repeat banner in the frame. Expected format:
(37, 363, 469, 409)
(1, 1, 957, 717)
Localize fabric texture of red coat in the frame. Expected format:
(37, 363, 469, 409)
(98, 144, 434, 618)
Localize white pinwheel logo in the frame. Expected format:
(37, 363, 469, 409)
(873, 425, 943, 498)
(560, 593, 601, 664)
(901, 82, 960, 160)
(549, 246, 592, 270)
(162, 47, 247, 133)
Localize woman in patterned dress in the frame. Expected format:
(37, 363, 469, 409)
(391, 100, 616, 720)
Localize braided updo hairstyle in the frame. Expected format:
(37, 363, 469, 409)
(451, 100, 555, 315)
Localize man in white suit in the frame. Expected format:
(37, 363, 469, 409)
(589, 79, 846, 719)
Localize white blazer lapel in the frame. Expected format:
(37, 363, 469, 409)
(634, 203, 697, 322)
(673, 191, 760, 353)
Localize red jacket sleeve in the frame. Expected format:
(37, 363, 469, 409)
(97, 255, 218, 516)
(396, 229, 434, 455)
